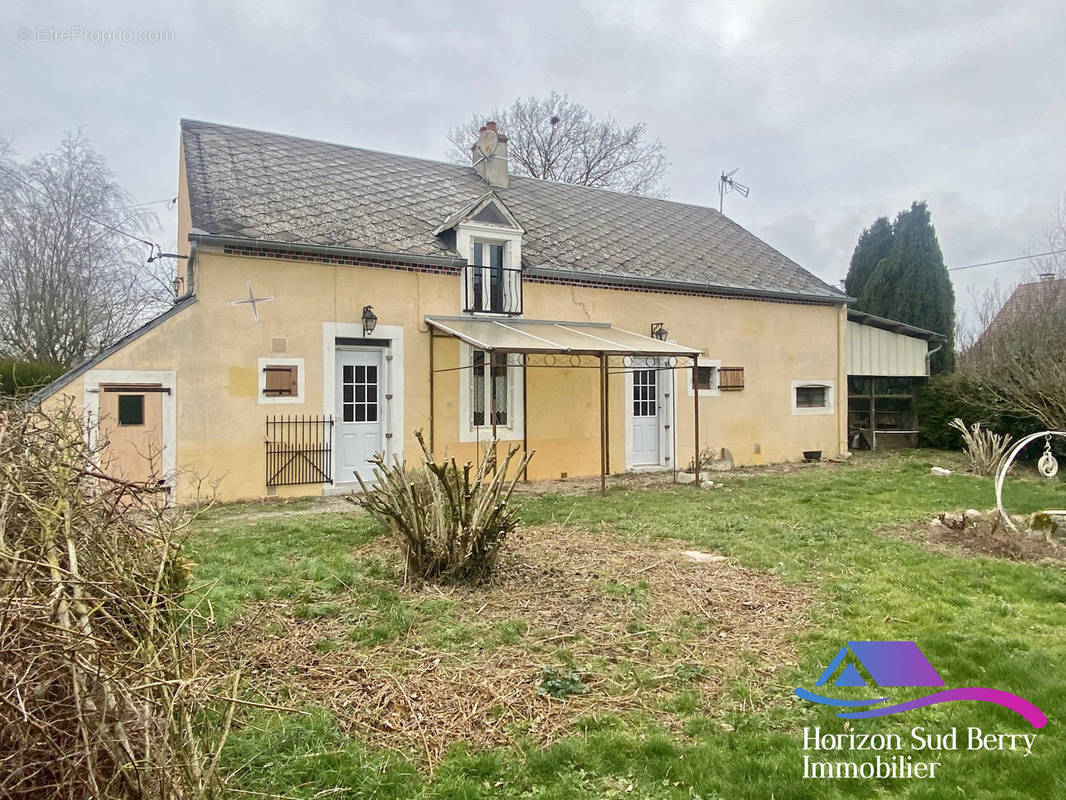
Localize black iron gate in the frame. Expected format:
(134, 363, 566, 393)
(265, 415, 334, 487)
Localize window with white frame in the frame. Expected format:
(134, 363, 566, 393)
(460, 345, 524, 441)
(471, 349, 509, 426)
(687, 357, 721, 396)
(471, 241, 505, 312)
(791, 379, 835, 415)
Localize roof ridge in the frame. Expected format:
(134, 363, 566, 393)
(181, 118, 476, 174)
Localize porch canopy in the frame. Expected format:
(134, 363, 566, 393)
(423, 315, 702, 357)
(424, 316, 705, 495)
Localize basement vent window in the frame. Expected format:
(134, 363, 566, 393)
(117, 394, 144, 426)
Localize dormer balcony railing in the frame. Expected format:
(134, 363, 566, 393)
(463, 264, 523, 315)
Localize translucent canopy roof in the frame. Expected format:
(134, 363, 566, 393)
(425, 316, 702, 356)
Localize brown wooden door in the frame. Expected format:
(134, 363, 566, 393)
(98, 385, 165, 484)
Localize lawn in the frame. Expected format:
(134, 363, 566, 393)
(186, 451, 1066, 799)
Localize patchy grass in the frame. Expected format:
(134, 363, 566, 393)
(186, 451, 1066, 799)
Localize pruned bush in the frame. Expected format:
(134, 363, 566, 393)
(949, 417, 1013, 476)
(354, 431, 534, 584)
(0, 401, 236, 799)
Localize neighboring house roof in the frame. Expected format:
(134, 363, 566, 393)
(986, 275, 1066, 331)
(847, 309, 944, 341)
(29, 296, 197, 404)
(181, 119, 845, 303)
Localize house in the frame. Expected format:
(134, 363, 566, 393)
(37, 119, 861, 502)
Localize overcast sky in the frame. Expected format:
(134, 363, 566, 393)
(3, 0, 1064, 330)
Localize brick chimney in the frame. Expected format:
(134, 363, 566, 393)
(471, 121, 509, 188)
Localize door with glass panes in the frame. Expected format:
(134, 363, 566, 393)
(631, 367, 660, 465)
(335, 349, 384, 483)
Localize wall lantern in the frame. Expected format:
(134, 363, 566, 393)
(650, 322, 668, 341)
(362, 305, 378, 337)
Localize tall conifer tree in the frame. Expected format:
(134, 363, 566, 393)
(857, 201, 955, 372)
(844, 216, 894, 300)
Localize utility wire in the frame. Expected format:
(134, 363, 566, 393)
(0, 162, 156, 248)
(131, 196, 177, 208)
(948, 248, 1066, 272)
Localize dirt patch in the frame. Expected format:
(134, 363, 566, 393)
(884, 515, 1065, 563)
(213, 524, 808, 763)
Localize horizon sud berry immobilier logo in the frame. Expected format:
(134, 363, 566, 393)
(792, 641, 1047, 780)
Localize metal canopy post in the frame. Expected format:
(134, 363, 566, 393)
(428, 332, 435, 455)
(522, 356, 529, 481)
(490, 349, 498, 475)
(599, 353, 607, 497)
(692, 356, 701, 486)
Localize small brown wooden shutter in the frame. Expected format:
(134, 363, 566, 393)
(263, 365, 297, 396)
(718, 366, 745, 391)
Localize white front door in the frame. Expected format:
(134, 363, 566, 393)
(335, 349, 384, 484)
(631, 368, 660, 465)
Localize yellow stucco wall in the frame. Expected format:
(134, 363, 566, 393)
(45, 246, 847, 501)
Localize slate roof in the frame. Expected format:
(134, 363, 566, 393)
(181, 119, 844, 302)
(989, 276, 1066, 328)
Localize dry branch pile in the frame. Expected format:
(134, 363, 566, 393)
(0, 402, 235, 799)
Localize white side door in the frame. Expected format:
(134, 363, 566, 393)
(335, 349, 384, 483)
(631, 367, 660, 465)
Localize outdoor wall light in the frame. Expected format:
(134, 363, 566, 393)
(651, 322, 668, 341)
(362, 305, 378, 337)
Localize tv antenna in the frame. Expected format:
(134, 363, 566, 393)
(718, 168, 750, 213)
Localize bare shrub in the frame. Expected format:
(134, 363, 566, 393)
(354, 431, 534, 584)
(0, 401, 236, 799)
(949, 417, 1013, 476)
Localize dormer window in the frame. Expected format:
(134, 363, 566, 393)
(439, 192, 525, 316)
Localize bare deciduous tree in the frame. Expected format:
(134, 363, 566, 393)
(447, 92, 668, 197)
(1030, 193, 1066, 278)
(956, 230, 1066, 430)
(0, 131, 171, 367)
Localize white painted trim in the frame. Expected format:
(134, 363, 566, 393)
(83, 369, 178, 491)
(456, 220, 523, 316)
(686, 356, 722, 397)
(323, 323, 405, 481)
(791, 379, 836, 415)
(458, 341, 524, 442)
(623, 360, 674, 470)
(257, 357, 305, 404)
